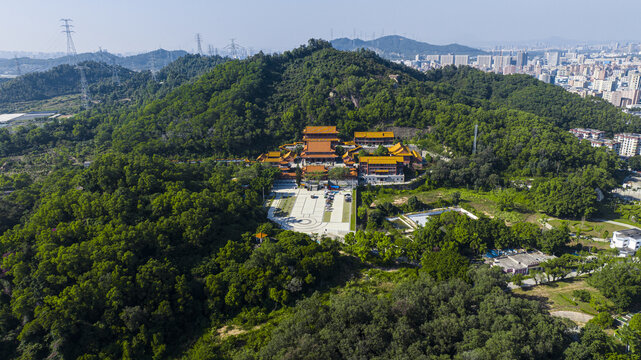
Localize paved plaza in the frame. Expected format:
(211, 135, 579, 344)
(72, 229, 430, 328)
(267, 182, 352, 238)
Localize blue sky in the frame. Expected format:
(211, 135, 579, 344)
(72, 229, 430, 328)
(2, 0, 640, 54)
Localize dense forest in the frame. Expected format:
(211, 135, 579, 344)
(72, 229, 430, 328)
(1, 40, 640, 359)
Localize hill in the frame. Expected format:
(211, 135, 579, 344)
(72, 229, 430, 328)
(0, 54, 228, 113)
(331, 35, 486, 58)
(0, 49, 188, 75)
(0, 40, 634, 359)
(0, 61, 135, 105)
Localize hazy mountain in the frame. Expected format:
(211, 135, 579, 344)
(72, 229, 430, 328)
(331, 35, 486, 59)
(0, 49, 188, 75)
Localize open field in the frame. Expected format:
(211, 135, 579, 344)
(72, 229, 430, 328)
(513, 277, 614, 325)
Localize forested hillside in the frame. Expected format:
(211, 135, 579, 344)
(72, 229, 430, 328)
(0, 40, 638, 359)
(0, 62, 135, 104)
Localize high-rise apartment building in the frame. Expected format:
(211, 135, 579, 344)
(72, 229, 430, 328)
(630, 72, 641, 90)
(546, 51, 560, 66)
(515, 52, 528, 68)
(441, 54, 454, 66)
(454, 55, 469, 66)
(477, 55, 492, 69)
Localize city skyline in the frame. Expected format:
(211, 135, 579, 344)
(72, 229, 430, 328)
(2, 0, 641, 54)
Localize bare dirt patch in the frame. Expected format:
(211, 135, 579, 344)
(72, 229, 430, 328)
(217, 325, 247, 339)
(392, 197, 408, 206)
(551, 311, 594, 325)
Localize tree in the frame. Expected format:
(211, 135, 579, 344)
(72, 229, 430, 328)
(451, 191, 461, 205)
(295, 166, 302, 186)
(420, 249, 469, 281)
(373, 145, 389, 156)
(327, 166, 349, 181)
(588, 312, 614, 329)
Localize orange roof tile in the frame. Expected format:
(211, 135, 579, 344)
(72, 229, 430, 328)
(354, 131, 395, 139)
(303, 126, 338, 135)
(305, 141, 333, 153)
(304, 165, 327, 173)
(359, 156, 404, 165)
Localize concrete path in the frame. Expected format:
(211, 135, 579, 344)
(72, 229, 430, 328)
(593, 219, 640, 229)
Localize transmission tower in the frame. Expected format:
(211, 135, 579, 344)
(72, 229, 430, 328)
(196, 33, 203, 54)
(14, 55, 21, 76)
(150, 50, 158, 81)
(223, 39, 245, 59)
(208, 44, 215, 56)
(111, 58, 120, 85)
(61, 18, 90, 109)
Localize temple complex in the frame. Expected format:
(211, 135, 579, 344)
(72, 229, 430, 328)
(257, 127, 423, 184)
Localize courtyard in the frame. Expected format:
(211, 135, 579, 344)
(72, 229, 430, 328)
(267, 182, 352, 238)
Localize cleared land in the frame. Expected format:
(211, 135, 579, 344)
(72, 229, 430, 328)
(372, 188, 535, 224)
(548, 219, 627, 238)
(512, 277, 613, 325)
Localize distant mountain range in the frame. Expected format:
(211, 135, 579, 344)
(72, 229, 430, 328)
(0, 49, 188, 75)
(331, 35, 486, 59)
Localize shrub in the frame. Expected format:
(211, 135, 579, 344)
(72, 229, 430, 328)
(573, 289, 592, 303)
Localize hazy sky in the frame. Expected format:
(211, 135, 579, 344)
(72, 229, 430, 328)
(2, 0, 640, 54)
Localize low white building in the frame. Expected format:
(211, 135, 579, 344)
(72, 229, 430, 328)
(610, 229, 641, 255)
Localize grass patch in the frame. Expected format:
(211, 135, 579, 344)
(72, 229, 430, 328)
(342, 198, 351, 223)
(370, 187, 535, 224)
(273, 195, 296, 217)
(350, 190, 357, 231)
(323, 210, 332, 222)
(548, 219, 627, 238)
(513, 277, 613, 316)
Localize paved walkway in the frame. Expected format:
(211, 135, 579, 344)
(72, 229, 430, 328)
(593, 219, 640, 229)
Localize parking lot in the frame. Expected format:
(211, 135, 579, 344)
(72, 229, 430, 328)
(267, 182, 352, 238)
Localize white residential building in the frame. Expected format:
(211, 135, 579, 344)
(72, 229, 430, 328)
(614, 133, 641, 156)
(611, 229, 641, 255)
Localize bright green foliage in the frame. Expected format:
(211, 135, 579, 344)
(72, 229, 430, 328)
(564, 323, 618, 360)
(257, 267, 570, 359)
(0, 154, 337, 359)
(588, 312, 615, 329)
(588, 261, 641, 311)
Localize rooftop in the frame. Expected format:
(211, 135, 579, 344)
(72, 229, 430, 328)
(354, 131, 395, 139)
(304, 165, 327, 173)
(389, 143, 413, 156)
(305, 141, 333, 153)
(359, 156, 404, 165)
(615, 229, 641, 238)
(303, 126, 338, 135)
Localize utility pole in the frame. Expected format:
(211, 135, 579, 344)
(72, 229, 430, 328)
(61, 18, 90, 109)
(195, 33, 203, 55)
